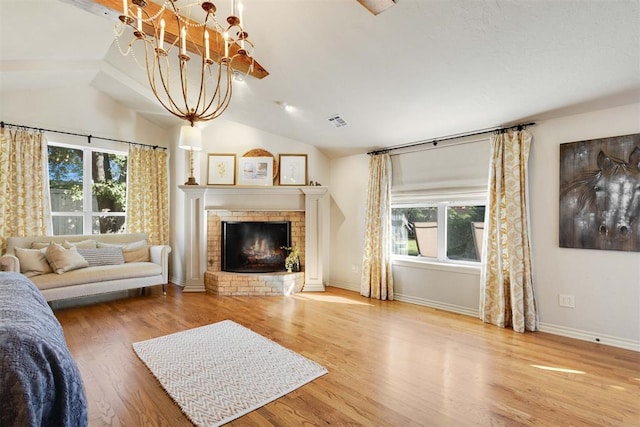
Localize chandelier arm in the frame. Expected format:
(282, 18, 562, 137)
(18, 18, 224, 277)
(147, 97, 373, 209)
(201, 66, 233, 121)
(190, 10, 218, 119)
(179, 57, 191, 119)
(193, 59, 209, 119)
(199, 63, 226, 118)
(151, 48, 186, 118)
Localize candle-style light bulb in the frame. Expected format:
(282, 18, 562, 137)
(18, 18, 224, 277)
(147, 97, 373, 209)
(238, 3, 245, 50)
(204, 30, 210, 60)
(136, 7, 142, 32)
(223, 32, 229, 57)
(159, 19, 165, 50)
(122, 0, 127, 15)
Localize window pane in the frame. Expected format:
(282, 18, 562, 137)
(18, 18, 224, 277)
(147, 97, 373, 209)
(48, 146, 83, 212)
(52, 215, 83, 235)
(92, 216, 126, 234)
(91, 151, 127, 213)
(446, 205, 486, 262)
(391, 207, 438, 256)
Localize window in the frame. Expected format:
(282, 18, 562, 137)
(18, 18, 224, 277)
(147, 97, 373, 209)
(392, 202, 486, 263)
(48, 144, 127, 235)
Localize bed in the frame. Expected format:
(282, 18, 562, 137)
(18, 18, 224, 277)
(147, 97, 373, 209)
(0, 272, 87, 426)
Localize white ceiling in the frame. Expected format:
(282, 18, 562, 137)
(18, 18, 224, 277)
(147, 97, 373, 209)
(1, 0, 639, 158)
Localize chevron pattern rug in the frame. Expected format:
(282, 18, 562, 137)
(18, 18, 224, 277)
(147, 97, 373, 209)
(132, 320, 327, 426)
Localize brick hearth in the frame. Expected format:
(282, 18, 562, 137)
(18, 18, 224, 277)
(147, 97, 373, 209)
(204, 271, 304, 296)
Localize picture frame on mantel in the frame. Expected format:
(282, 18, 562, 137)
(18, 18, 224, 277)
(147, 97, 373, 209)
(237, 156, 274, 186)
(207, 153, 236, 185)
(279, 154, 308, 186)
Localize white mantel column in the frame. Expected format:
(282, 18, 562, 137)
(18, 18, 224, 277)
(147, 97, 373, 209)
(181, 186, 207, 292)
(302, 188, 328, 291)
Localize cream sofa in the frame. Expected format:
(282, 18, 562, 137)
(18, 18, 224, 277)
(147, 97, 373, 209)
(0, 233, 170, 302)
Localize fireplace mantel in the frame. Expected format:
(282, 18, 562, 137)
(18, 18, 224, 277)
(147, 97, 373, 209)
(179, 185, 328, 293)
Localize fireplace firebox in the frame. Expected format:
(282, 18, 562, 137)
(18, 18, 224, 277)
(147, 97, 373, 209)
(221, 221, 291, 273)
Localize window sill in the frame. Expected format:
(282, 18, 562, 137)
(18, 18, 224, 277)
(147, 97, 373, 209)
(392, 256, 481, 275)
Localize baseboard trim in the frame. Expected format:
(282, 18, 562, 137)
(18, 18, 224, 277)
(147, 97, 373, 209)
(328, 280, 360, 292)
(324, 281, 639, 352)
(538, 322, 640, 352)
(169, 276, 185, 287)
(394, 293, 480, 317)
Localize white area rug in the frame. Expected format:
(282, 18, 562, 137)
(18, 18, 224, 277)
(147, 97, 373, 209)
(132, 320, 328, 426)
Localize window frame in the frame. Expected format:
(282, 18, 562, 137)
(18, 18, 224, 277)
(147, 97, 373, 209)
(48, 141, 128, 236)
(391, 199, 486, 267)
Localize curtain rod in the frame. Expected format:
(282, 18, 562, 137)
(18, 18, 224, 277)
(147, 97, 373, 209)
(0, 121, 167, 150)
(367, 122, 536, 155)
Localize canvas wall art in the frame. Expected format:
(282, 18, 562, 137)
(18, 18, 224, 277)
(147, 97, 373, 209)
(559, 133, 640, 252)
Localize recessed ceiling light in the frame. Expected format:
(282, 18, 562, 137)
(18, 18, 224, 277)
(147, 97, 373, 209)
(275, 101, 294, 112)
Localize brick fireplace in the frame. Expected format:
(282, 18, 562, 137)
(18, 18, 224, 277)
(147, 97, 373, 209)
(179, 186, 328, 293)
(204, 210, 305, 295)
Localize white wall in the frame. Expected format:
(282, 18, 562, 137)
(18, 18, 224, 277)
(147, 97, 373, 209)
(194, 119, 330, 187)
(328, 102, 640, 351)
(328, 154, 369, 291)
(530, 103, 640, 350)
(0, 85, 169, 149)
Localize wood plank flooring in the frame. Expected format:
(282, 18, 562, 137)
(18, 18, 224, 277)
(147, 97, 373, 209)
(53, 285, 640, 426)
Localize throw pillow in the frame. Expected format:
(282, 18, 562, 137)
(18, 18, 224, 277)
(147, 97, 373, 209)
(77, 247, 125, 267)
(45, 243, 89, 274)
(15, 247, 53, 277)
(98, 240, 150, 263)
(31, 241, 53, 250)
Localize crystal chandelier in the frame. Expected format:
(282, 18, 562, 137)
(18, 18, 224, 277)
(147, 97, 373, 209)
(115, 0, 256, 126)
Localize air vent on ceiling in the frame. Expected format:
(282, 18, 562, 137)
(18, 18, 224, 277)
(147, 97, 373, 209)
(328, 114, 349, 128)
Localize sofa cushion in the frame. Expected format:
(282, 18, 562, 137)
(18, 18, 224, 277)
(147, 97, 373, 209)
(45, 243, 89, 274)
(77, 248, 125, 267)
(63, 239, 97, 249)
(15, 248, 53, 277)
(31, 262, 163, 290)
(32, 239, 97, 250)
(97, 240, 150, 263)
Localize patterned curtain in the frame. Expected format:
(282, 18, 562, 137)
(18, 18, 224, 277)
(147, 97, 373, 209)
(480, 130, 537, 332)
(0, 127, 52, 252)
(360, 152, 394, 300)
(126, 146, 169, 245)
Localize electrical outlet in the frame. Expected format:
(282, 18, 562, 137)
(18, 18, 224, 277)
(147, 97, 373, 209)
(351, 264, 359, 273)
(559, 294, 575, 308)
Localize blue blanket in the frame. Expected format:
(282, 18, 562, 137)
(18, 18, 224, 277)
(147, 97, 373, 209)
(0, 272, 87, 426)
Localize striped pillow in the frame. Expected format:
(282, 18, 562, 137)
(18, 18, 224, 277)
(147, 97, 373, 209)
(77, 247, 125, 267)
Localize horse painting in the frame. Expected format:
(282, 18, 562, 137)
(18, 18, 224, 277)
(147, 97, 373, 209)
(559, 133, 640, 252)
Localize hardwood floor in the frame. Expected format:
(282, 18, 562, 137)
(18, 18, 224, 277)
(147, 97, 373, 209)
(53, 285, 640, 426)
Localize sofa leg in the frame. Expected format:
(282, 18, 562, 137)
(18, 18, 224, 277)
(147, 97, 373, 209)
(162, 284, 166, 296)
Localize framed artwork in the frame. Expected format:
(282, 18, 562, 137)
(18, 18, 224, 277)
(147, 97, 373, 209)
(237, 156, 274, 186)
(207, 154, 236, 185)
(243, 148, 278, 182)
(279, 154, 308, 186)
(559, 133, 640, 252)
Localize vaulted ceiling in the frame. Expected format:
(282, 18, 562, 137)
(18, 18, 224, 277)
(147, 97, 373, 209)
(1, 0, 639, 158)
